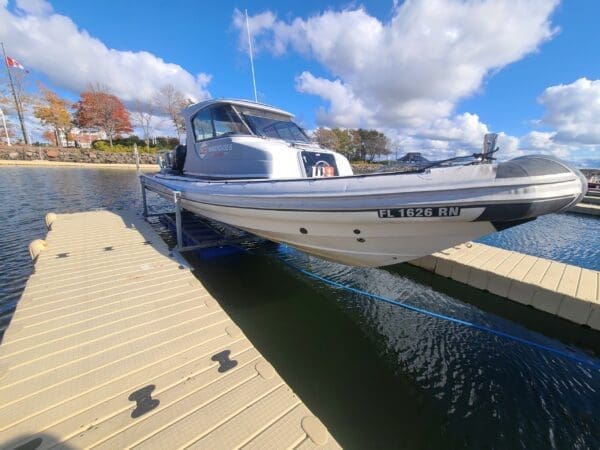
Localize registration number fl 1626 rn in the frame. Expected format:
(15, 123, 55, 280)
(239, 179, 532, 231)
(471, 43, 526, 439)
(378, 207, 462, 218)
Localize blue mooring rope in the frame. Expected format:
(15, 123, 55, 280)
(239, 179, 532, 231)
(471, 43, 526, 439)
(277, 257, 600, 371)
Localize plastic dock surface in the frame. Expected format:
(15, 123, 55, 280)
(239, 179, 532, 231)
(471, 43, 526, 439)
(0, 210, 339, 449)
(410, 242, 600, 330)
(569, 190, 600, 216)
(569, 202, 600, 216)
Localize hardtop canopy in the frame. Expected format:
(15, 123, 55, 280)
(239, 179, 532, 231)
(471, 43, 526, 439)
(182, 99, 294, 121)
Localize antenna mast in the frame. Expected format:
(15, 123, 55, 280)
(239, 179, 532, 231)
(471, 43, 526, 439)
(245, 9, 258, 102)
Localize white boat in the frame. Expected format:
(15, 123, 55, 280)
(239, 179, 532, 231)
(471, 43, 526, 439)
(141, 99, 587, 267)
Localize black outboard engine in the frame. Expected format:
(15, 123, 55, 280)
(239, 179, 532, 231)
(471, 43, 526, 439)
(169, 145, 187, 173)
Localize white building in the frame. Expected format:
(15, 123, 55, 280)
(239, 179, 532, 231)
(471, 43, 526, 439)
(57, 128, 107, 148)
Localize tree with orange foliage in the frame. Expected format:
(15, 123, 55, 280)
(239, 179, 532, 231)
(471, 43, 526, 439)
(74, 88, 132, 147)
(42, 129, 58, 146)
(33, 84, 72, 148)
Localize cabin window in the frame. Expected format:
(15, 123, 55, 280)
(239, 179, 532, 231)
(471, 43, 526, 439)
(192, 109, 213, 141)
(192, 105, 250, 142)
(239, 107, 309, 143)
(212, 105, 249, 137)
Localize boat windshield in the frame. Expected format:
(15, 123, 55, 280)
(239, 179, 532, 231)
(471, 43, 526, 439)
(238, 107, 309, 143)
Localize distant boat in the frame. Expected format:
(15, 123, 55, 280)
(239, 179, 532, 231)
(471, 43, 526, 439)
(399, 152, 429, 165)
(378, 152, 430, 172)
(141, 98, 587, 267)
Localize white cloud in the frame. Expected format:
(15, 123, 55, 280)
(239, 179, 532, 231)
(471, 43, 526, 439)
(383, 113, 524, 160)
(520, 131, 576, 159)
(413, 113, 489, 147)
(15, 0, 52, 16)
(496, 133, 523, 158)
(237, 1, 558, 129)
(232, 9, 279, 54)
(295, 72, 371, 128)
(538, 78, 600, 145)
(503, 78, 600, 164)
(0, 0, 211, 106)
(521, 130, 556, 149)
(232, 1, 575, 162)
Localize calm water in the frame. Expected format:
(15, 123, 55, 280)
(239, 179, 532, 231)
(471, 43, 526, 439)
(0, 167, 599, 449)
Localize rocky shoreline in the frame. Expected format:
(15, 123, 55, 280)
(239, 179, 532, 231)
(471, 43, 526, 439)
(0, 145, 390, 173)
(0, 145, 158, 165)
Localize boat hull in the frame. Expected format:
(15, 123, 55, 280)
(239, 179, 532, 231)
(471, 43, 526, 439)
(179, 200, 496, 266)
(141, 155, 586, 267)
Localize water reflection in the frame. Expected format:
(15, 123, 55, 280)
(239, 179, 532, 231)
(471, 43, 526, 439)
(266, 247, 600, 449)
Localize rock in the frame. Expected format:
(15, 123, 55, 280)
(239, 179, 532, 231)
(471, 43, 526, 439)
(8, 151, 19, 159)
(89, 152, 96, 159)
(46, 149, 59, 158)
(26, 151, 33, 157)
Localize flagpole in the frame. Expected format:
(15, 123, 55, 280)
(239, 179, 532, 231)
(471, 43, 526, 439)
(1, 42, 30, 145)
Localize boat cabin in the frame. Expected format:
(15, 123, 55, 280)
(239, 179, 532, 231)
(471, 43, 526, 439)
(164, 99, 353, 180)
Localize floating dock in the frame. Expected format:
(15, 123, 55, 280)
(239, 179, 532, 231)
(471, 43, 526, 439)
(410, 242, 599, 330)
(0, 210, 338, 449)
(569, 202, 600, 216)
(569, 188, 600, 216)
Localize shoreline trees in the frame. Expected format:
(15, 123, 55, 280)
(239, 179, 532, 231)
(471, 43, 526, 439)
(33, 84, 72, 148)
(154, 84, 192, 142)
(5, 73, 398, 158)
(74, 87, 132, 147)
(313, 127, 392, 162)
(131, 100, 157, 152)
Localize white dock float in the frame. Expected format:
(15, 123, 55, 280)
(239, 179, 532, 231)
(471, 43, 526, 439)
(568, 189, 600, 216)
(569, 202, 600, 216)
(0, 210, 339, 449)
(410, 243, 600, 331)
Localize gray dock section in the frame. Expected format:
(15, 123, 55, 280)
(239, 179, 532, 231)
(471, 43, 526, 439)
(410, 243, 600, 330)
(0, 210, 338, 449)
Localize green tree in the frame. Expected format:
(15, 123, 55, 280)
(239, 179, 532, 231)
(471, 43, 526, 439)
(358, 129, 391, 162)
(333, 128, 356, 159)
(313, 128, 338, 150)
(314, 127, 391, 161)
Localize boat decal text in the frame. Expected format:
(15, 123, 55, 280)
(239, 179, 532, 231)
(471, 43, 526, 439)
(198, 142, 233, 159)
(378, 207, 462, 218)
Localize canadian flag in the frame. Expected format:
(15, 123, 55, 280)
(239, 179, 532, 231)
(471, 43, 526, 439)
(6, 56, 26, 70)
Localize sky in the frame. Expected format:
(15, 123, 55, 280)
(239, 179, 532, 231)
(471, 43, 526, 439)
(0, 0, 599, 167)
